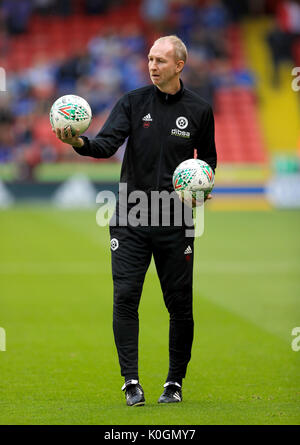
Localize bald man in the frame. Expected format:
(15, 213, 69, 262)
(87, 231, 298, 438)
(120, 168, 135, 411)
(53, 35, 217, 406)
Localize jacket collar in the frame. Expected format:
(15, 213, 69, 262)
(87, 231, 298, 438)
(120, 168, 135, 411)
(154, 79, 185, 103)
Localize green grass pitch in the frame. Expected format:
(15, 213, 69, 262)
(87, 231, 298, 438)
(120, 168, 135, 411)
(0, 206, 299, 425)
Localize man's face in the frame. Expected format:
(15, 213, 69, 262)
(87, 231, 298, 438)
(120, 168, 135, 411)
(148, 41, 183, 89)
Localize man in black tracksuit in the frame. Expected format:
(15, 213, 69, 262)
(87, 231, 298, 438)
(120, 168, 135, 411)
(54, 35, 217, 406)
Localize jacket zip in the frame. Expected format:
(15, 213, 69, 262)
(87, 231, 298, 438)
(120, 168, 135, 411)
(156, 101, 168, 189)
(156, 137, 164, 189)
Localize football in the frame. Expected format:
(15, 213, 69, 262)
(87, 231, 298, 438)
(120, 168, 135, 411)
(172, 158, 214, 207)
(50, 95, 92, 137)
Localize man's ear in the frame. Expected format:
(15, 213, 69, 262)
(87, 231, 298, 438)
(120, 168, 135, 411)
(176, 60, 185, 73)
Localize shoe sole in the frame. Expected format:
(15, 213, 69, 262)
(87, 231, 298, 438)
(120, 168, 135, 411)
(158, 399, 182, 404)
(128, 401, 145, 407)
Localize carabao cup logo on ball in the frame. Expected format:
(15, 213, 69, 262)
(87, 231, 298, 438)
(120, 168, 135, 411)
(50, 94, 92, 136)
(172, 158, 214, 207)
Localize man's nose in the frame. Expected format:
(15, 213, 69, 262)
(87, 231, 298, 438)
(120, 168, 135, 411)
(149, 61, 157, 71)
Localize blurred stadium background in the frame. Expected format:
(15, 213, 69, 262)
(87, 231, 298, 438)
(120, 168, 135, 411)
(0, 0, 299, 203)
(1, 0, 300, 425)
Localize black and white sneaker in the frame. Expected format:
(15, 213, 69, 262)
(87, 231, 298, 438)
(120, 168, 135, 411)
(122, 380, 145, 407)
(158, 381, 182, 403)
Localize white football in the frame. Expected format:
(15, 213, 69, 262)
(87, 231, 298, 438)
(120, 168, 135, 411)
(50, 95, 92, 136)
(172, 158, 214, 207)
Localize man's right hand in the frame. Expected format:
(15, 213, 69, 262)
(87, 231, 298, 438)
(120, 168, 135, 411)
(52, 126, 84, 148)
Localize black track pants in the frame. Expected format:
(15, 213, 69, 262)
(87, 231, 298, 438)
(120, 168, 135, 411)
(109, 224, 194, 383)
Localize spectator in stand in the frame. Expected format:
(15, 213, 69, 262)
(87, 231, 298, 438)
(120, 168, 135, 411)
(0, 28, 9, 57)
(222, 0, 248, 22)
(55, 0, 73, 16)
(120, 25, 146, 56)
(87, 27, 147, 99)
(88, 28, 123, 60)
(0, 107, 14, 163)
(27, 55, 57, 100)
(120, 53, 148, 91)
(170, 0, 198, 46)
(211, 57, 255, 92)
(33, 0, 56, 15)
(93, 54, 122, 94)
(188, 24, 228, 61)
(197, 0, 230, 59)
(85, 0, 125, 14)
(266, 0, 300, 87)
(85, 0, 110, 14)
(55, 49, 93, 94)
(14, 114, 34, 147)
(140, 0, 170, 34)
(199, 0, 230, 28)
(14, 144, 41, 182)
(182, 53, 216, 107)
(1, 0, 33, 35)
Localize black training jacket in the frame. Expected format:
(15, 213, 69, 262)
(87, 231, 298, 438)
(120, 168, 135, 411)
(73, 80, 217, 194)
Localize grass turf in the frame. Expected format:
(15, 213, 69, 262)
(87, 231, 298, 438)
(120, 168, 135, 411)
(0, 207, 299, 425)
